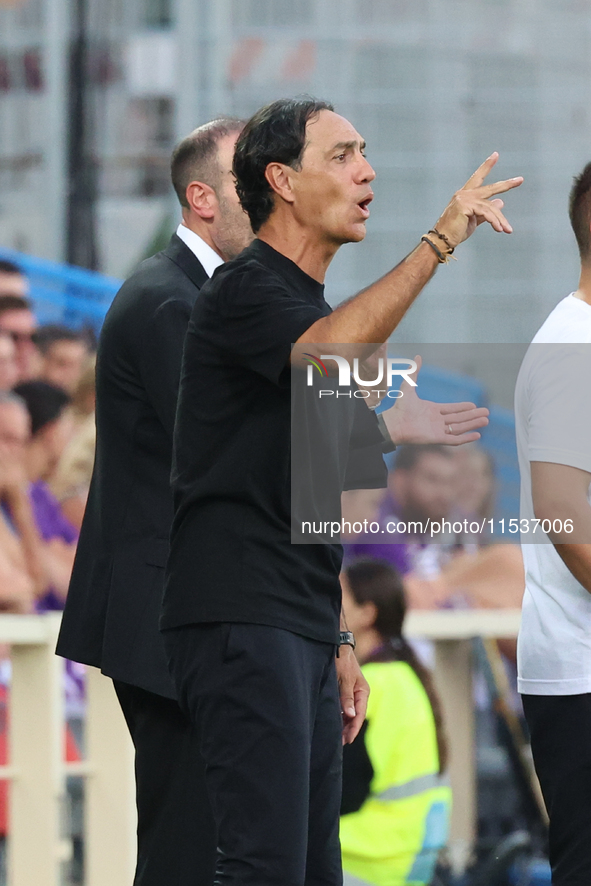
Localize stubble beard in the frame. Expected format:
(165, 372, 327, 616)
(216, 194, 255, 261)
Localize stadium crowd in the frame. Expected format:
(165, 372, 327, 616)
(0, 259, 95, 614)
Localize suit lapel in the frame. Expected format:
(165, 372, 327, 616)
(163, 234, 209, 290)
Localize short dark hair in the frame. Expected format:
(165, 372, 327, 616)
(33, 324, 92, 356)
(0, 295, 32, 317)
(13, 381, 70, 436)
(233, 97, 334, 233)
(569, 162, 591, 260)
(0, 260, 23, 276)
(171, 117, 245, 208)
(393, 444, 453, 473)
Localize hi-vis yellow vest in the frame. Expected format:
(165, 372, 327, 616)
(340, 661, 452, 886)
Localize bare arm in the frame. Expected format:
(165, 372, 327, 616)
(1, 458, 76, 600)
(295, 154, 522, 348)
(531, 461, 591, 593)
(0, 516, 35, 612)
(0, 465, 46, 594)
(43, 539, 76, 601)
(336, 609, 369, 745)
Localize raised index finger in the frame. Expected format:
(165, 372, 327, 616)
(461, 152, 499, 190)
(475, 176, 524, 199)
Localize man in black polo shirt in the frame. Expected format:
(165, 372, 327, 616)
(163, 98, 522, 884)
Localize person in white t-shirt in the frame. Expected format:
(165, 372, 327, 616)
(515, 161, 591, 886)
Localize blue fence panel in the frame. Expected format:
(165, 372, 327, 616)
(406, 363, 488, 410)
(0, 248, 121, 336)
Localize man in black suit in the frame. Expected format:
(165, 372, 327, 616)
(56, 117, 252, 886)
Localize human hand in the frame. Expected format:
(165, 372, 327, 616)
(382, 355, 489, 445)
(336, 645, 370, 745)
(432, 153, 523, 249)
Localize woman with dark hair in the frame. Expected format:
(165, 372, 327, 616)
(13, 380, 77, 608)
(340, 558, 451, 886)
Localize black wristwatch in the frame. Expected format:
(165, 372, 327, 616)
(376, 412, 397, 454)
(339, 631, 356, 650)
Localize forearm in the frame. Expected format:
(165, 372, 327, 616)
(340, 607, 349, 631)
(5, 486, 45, 591)
(297, 241, 438, 346)
(0, 560, 35, 613)
(42, 540, 76, 599)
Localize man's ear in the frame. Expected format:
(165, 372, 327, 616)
(185, 180, 217, 219)
(264, 163, 296, 205)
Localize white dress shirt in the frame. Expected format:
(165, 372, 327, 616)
(175, 224, 224, 278)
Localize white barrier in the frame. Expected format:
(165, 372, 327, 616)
(0, 613, 135, 886)
(0, 609, 522, 884)
(406, 609, 523, 874)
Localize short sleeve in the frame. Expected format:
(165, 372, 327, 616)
(342, 398, 387, 491)
(216, 266, 326, 385)
(527, 344, 591, 473)
(349, 396, 384, 450)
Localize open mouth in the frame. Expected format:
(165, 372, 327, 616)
(358, 195, 373, 218)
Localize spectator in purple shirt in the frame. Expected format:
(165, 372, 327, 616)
(13, 380, 77, 609)
(345, 445, 459, 578)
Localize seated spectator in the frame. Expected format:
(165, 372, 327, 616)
(0, 393, 38, 611)
(346, 445, 460, 577)
(0, 295, 40, 382)
(35, 325, 94, 395)
(341, 488, 386, 539)
(50, 417, 95, 530)
(50, 357, 96, 528)
(0, 392, 44, 608)
(0, 260, 28, 298)
(340, 559, 451, 886)
(0, 333, 18, 392)
(451, 444, 496, 550)
(13, 381, 77, 609)
(68, 354, 96, 423)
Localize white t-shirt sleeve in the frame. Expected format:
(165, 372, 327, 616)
(527, 344, 591, 473)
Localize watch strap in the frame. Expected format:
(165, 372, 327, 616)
(339, 630, 356, 650)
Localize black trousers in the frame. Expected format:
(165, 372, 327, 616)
(522, 693, 591, 886)
(113, 680, 217, 886)
(163, 623, 344, 886)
